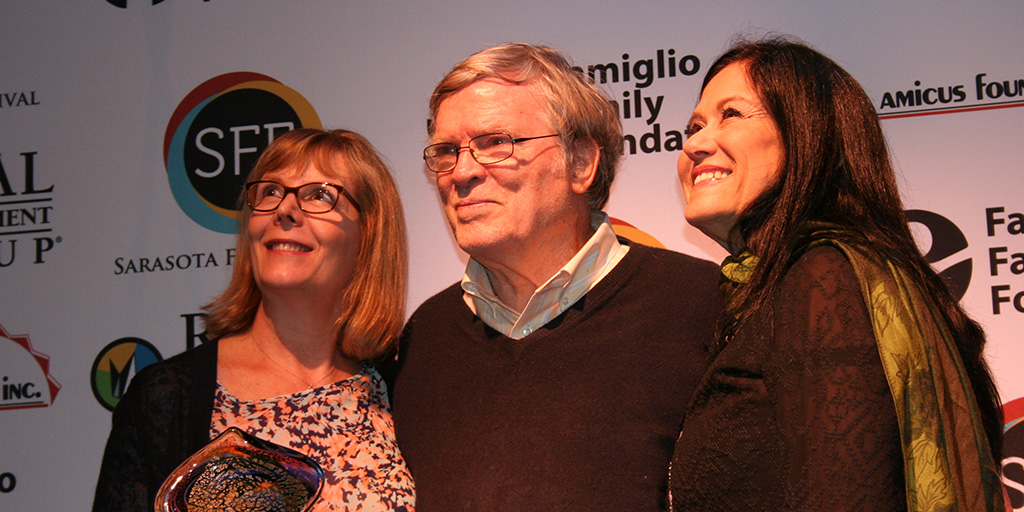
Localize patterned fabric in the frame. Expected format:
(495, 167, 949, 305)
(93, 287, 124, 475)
(211, 365, 415, 512)
(670, 246, 906, 511)
(719, 249, 757, 295)
(670, 230, 1003, 511)
(804, 233, 1004, 511)
(460, 211, 628, 339)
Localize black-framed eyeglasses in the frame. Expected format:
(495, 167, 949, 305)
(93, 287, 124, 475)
(422, 133, 560, 173)
(244, 181, 361, 214)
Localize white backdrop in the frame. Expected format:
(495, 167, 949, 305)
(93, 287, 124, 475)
(2, 1, 1023, 510)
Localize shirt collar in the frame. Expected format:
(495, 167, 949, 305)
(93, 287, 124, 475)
(461, 211, 626, 339)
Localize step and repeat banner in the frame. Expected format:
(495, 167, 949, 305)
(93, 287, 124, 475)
(2, 1, 1022, 509)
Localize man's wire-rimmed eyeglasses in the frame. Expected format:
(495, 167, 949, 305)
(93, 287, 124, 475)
(422, 133, 560, 173)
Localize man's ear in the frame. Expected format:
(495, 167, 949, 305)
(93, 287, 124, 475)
(570, 143, 600, 196)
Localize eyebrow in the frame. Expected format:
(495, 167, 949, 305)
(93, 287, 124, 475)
(428, 128, 516, 145)
(690, 95, 760, 122)
(714, 95, 757, 108)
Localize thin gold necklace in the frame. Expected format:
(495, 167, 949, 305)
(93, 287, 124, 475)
(252, 334, 338, 391)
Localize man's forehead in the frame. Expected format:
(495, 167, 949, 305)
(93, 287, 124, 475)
(443, 78, 543, 106)
(433, 78, 553, 137)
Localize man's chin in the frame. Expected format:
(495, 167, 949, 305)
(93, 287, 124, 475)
(453, 232, 507, 260)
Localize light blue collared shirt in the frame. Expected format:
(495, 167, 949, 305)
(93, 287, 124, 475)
(460, 211, 629, 339)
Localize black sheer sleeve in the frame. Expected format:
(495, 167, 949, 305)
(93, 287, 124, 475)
(92, 371, 154, 512)
(767, 246, 905, 510)
(91, 351, 202, 511)
(670, 246, 906, 511)
(92, 341, 217, 512)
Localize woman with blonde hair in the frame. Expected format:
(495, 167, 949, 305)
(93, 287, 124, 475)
(94, 128, 413, 511)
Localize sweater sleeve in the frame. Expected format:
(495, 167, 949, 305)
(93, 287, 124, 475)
(91, 341, 216, 512)
(92, 369, 161, 512)
(768, 246, 905, 510)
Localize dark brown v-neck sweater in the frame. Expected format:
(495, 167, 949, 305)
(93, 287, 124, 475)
(386, 242, 722, 512)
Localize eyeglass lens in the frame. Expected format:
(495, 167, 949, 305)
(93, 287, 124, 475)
(425, 133, 518, 172)
(247, 182, 339, 213)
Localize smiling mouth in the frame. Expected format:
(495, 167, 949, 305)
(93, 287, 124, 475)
(267, 242, 312, 252)
(693, 170, 732, 185)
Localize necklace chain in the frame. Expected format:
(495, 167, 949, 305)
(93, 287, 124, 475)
(252, 334, 337, 391)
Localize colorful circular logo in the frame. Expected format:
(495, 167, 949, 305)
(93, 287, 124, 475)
(90, 337, 163, 411)
(164, 72, 322, 233)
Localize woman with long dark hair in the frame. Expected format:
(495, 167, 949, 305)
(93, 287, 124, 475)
(669, 37, 1004, 511)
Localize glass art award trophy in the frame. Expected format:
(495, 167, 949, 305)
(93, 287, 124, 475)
(155, 427, 324, 512)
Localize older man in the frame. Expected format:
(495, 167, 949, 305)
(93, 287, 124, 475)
(387, 43, 721, 511)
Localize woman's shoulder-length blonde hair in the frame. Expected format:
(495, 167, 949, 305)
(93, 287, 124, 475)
(202, 128, 408, 364)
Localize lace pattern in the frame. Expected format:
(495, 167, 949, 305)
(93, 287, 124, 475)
(670, 246, 905, 511)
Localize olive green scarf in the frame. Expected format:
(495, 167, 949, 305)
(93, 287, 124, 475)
(720, 234, 1004, 511)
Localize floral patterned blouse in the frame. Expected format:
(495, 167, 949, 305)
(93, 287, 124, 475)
(210, 365, 415, 511)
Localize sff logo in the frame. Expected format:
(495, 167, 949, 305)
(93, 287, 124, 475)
(163, 72, 321, 233)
